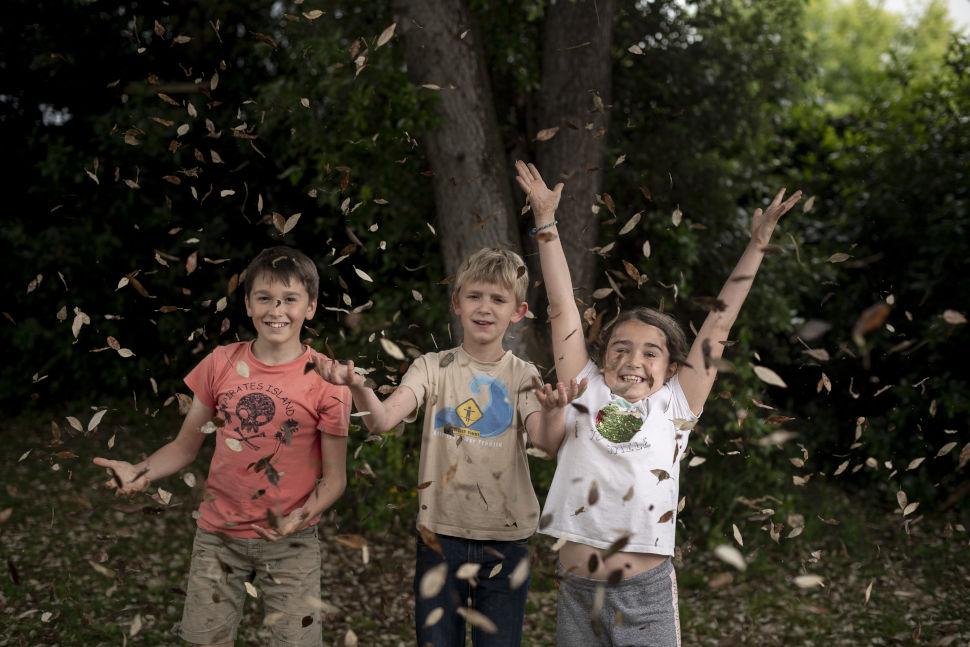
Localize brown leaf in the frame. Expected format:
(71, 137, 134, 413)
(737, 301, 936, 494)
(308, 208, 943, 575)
(456, 607, 497, 634)
(852, 302, 891, 345)
(335, 534, 367, 550)
(587, 480, 599, 506)
(418, 524, 443, 557)
(658, 510, 674, 523)
(535, 126, 560, 142)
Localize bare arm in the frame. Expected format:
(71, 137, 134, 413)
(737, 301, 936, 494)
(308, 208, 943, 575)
(680, 188, 802, 414)
(315, 357, 418, 434)
(514, 161, 589, 383)
(93, 396, 213, 495)
(524, 378, 589, 456)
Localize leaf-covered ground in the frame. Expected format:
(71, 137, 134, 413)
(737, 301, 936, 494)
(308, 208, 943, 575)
(1, 418, 967, 646)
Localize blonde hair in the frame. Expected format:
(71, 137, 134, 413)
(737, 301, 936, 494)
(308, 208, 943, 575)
(453, 248, 529, 303)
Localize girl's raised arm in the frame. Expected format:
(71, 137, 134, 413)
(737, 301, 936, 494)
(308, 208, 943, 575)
(515, 161, 589, 383)
(679, 188, 802, 415)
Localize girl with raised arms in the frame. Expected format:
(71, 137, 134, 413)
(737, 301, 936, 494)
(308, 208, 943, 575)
(514, 160, 800, 646)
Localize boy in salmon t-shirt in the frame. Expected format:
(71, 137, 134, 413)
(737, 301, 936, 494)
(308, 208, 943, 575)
(94, 246, 350, 647)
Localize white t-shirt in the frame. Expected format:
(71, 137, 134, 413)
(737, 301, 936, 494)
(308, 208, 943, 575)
(539, 360, 699, 555)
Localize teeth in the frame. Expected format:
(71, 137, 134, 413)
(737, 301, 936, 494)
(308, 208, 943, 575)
(265, 322, 288, 328)
(621, 376, 643, 382)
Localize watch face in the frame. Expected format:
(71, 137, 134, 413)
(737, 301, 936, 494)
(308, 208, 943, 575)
(594, 399, 644, 443)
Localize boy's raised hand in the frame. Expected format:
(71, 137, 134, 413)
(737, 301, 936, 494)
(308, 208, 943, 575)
(514, 160, 563, 221)
(751, 188, 802, 247)
(533, 377, 588, 411)
(314, 356, 364, 388)
(92, 457, 151, 496)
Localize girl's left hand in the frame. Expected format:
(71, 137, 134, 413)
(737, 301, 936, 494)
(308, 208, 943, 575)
(751, 188, 802, 247)
(533, 377, 588, 411)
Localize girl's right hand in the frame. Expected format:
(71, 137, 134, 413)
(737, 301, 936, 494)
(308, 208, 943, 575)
(514, 160, 564, 221)
(92, 457, 151, 496)
(315, 356, 364, 388)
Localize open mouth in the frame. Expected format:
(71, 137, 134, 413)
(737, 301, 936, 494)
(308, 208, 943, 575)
(620, 375, 644, 383)
(263, 321, 289, 329)
(472, 319, 493, 327)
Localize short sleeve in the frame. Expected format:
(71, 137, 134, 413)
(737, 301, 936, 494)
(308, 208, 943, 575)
(183, 351, 219, 408)
(516, 362, 543, 425)
(399, 354, 432, 422)
(666, 374, 699, 423)
(317, 383, 351, 437)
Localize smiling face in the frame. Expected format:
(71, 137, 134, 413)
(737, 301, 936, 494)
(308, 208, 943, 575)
(602, 320, 678, 402)
(452, 280, 527, 357)
(245, 273, 316, 355)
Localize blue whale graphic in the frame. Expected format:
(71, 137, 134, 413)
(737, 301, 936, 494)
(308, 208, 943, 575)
(434, 375, 512, 439)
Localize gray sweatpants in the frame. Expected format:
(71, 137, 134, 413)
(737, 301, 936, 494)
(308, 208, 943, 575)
(556, 558, 681, 647)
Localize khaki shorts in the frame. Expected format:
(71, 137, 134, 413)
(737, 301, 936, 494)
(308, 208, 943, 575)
(178, 526, 322, 646)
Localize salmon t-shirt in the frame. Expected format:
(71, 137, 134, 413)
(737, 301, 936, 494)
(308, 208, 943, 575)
(184, 341, 350, 537)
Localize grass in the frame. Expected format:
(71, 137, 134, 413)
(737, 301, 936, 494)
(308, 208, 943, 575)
(1, 410, 968, 646)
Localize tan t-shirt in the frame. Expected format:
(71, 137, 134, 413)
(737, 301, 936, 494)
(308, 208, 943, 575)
(400, 347, 543, 540)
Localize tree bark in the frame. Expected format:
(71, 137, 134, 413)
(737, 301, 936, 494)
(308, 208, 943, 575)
(394, 0, 531, 355)
(536, 0, 615, 304)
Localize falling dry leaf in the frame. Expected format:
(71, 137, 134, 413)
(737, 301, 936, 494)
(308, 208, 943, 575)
(456, 607, 497, 634)
(794, 574, 825, 589)
(87, 409, 107, 431)
(852, 302, 891, 345)
(376, 22, 397, 47)
(941, 309, 966, 325)
(827, 252, 850, 263)
(618, 212, 641, 236)
(423, 607, 444, 627)
(753, 365, 787, 388)
(236, 361, 250, 378)
(713, 544, 746, 571)
(509, 558, 529, 590)
(936, 441, 957, 458)
(379, 337, 405, 361)
(535, 126, 560, 142)
(419, 563, 448, 599)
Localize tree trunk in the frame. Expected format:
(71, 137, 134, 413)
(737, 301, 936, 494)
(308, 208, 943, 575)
(394, 0, 532, 355)
(536, 0, 615, 305)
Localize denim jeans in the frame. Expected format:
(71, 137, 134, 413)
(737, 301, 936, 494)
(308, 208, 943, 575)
(414, 533, 531, 647)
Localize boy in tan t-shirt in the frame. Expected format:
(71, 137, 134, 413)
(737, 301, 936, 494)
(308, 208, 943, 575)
(318, 248, 585, 647)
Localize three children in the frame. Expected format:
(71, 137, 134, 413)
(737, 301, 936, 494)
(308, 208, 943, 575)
(94, 161, 799, 646)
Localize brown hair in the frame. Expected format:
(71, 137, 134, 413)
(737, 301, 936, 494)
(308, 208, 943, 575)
(594, 307, 689, 368)
(453, 247, 529, 303)
(243, 246, 319, 300)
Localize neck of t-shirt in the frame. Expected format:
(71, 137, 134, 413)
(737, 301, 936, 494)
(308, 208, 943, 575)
(460, 341, 508, 364)
(250, 338, 307, 366)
